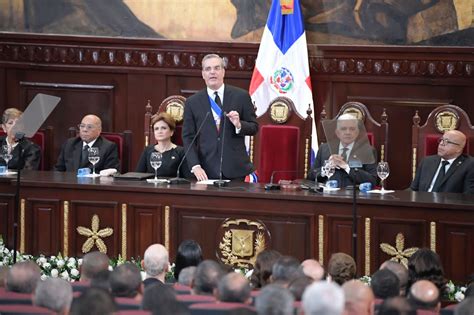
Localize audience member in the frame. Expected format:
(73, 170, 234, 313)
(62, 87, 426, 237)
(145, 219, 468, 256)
(378, 296, 415, 315)
(80, 251, 110, 283)
(271, 256, 302, 286)
(0, 265, 8, 288)
(464, 282, 474, 298)
(250, 249, 282, 289)
(70, 287, 116, 315)
(255, 284, 295, 315)
(1, 107, 41, 170)
(142, 243, 169, 287)
(328, 252, 357, 285)
(34, 278, 73, 315)
(192, 260, 224, 295)
(178, 266, 196, 287)
(288, 275, 313, 301)
(411, 130, 474, 193)
(217, 272, 251, 304)
(109, 263, 143, 302)
(301, 259, 325, 281)
(174, 239, 203, 281)
(371, 269, 400, 299)
(380, 260, 409, 296)
(454, 297, 474, 315)
(342, 280, 375, 315)
(302, 281, 345, 315)
(142, 282, 189, 315)
(55, 114, 120, 172)
(407, 280, 440, 313)
(5, 260, 41, 293)
(407, 248, 447, 295)
(90, 269, 111, 291)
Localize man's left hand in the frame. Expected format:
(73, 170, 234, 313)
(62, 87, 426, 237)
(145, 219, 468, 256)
(226, 111, 241, 129)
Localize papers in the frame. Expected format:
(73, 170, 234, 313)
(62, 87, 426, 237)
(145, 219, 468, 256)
(323, 187, 340, 192)
(366, 189, 395, 194)
(146, 178, 169, 184)
(196, 179, 231, 185)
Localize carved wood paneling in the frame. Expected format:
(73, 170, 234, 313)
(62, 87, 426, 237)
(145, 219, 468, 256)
(26, 199, 61, 256)
(0, 195, 13, 247)
(128, 203, 163, 259)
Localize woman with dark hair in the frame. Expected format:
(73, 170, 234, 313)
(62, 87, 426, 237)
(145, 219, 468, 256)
(174, 240, 203, 280)
(407, 248, 447, 295)
(249, 249, 282, 289)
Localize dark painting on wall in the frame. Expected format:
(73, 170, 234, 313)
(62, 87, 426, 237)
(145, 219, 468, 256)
(0, 0, 472, 46)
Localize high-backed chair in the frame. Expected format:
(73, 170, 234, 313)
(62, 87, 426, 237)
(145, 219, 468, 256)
(412, 104, 473, 179)
(0, 127, 54, 171)
(252, 97, 312, 183)
(320, 102, 388, 162)
(68, 127, 133, 173)
(144, 96, 186, 147)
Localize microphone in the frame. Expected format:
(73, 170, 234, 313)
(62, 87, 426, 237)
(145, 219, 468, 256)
(168, 111, 210, 185)
(264, 170, 302, 190)
(213, 111, 228, 188)
(14, 132, 26, 142)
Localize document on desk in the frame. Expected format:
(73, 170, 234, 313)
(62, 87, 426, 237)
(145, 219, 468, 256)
(196, 179, 231, 185)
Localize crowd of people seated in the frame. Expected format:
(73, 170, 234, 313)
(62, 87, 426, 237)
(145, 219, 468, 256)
(1, 240, 473, 315)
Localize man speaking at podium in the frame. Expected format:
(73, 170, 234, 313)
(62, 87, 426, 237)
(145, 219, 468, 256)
(308, 113, 377, 188)
(182, 54, 258, 182)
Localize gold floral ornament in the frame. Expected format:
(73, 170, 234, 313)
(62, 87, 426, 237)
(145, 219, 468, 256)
(380, 233, 418, 268)
(76, 214, 113, 254)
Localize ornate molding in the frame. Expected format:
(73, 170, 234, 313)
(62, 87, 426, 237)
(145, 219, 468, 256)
(20, 199, 25, 253)
(365, 218, 371, 276)
(318, 215, 324, 264)
(164, 206, 170, 251)
(430, 222, 436, 252)
(121, 204, 127, 260)
(63, 201, 69, 257)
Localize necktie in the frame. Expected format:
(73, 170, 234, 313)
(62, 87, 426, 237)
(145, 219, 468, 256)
(81, 145, 89, 167)
(341, 147, 349, 161)
(214, 91, 222, 108)
(432, 160, 449, 192)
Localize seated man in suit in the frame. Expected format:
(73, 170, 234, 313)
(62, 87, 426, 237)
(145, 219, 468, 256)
(308, 113, 377, 188)
(55, 114, 120, 172)
(410, 130, 474, 193)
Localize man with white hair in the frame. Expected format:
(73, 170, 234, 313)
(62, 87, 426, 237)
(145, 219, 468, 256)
(34, 278, 73, 315)
(302, 281, 345, 315)
(142, 243, 169, 287)
(308, 113, 377, 188)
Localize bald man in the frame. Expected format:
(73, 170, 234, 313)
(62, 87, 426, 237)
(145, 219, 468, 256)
(142, 244, 169, 287)
(411, 130, 474, 193)
(301, 259, 325, 281)
(80, 251, 110, 282)
(55, 114, 120, 172)
(342, 280, 375, 315)
(407, 280, 440, 313)
(217, 272, 251, 304)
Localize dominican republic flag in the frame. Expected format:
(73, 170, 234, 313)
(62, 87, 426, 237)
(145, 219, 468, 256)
(249, 0, 318, 161)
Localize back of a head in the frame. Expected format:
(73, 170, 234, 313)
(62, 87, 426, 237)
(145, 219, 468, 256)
(81, 251, 110, 281)
(34, 278, 73, 314)
(174, 240, 203, 280)
(250, 249, 282, 289)
(272, 256, 302, 284)
(70, 287, 116, 315)
(407, 280, 440, 311)
(255, 284, 295, 315)
(342, 280, 375, 315)
(288, 275, 313, 301)
(380, 261, 408, 296)
(454, 297, 474, 315)
(90, 269, 111, 291)
(142, 282, 177, 312)
(0, 266, 8, 288)
(193, 260, 224, 295)
(301, 259, 325, 281)
(143, 243, 169, 277)
(328, 253, 356, 285)
(217, 272, 251, 303)
(178, 266, 196, 286)
(6, 261, 41, 293)
(109, 263, 142, 297)
(378, 296, 415, 315)
(407, 248, 445, 294)
(371, 269, 400, 299)
(302, 281, 344, 315)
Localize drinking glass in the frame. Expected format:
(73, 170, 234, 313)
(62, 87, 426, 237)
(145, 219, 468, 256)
(150, 152, 163, 182)
(1, 145, 12, 173)
(88, 147, 100, 176)
(377, 161, 390, 193)
(324, 160, 335, 180)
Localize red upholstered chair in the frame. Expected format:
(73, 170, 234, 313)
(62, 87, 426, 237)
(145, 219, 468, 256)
(0, 127, 54, 170)
(144, 96, 186, 147)
(176, 294, 216, 308)
(116, 311, 152, 315)
(412, 104, 473, 179)
(189, 302, 257, 315)
(0, 290, 32, 305)
(114, 297, 141, 310)
(0, 305, 54, 314)
(68, 127, 133, 173)
(320, 101, 389, 162)
(252, 97, 313, 183)
(173, 283, 192, 295)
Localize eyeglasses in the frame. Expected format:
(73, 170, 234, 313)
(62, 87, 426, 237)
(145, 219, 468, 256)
(203, 65, 223, 72)
(77, 123, 97, 130)
(438, 138, 460, 146)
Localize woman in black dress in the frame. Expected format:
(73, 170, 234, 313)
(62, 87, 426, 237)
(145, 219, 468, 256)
(136, 112, 190, 177)
(1, 108, 41, 170)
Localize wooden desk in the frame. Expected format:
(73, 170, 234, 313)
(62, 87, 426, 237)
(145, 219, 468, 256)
(0, 171, 473, 282)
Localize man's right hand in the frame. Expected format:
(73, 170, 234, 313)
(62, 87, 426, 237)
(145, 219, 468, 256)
(193, 166, 208, 181)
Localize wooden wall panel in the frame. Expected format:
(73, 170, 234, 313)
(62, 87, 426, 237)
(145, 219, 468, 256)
(128, 203, 163, 259)
(0, 194, 13, 247)
(27, 199, 61, 256)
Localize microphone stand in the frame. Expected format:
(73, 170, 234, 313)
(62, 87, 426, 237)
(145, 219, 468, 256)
(12, 132, 26, 263)
(214, 112, 228, 188)
(348, 158, 362, 266)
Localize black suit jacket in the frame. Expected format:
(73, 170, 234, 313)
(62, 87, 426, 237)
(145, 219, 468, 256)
(307, 142, 378, 187)
(182, 85, 258, 179)
(0, 136, 41, 170)
(55, 136, 120, 172)
(410, 154, 474, 194)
